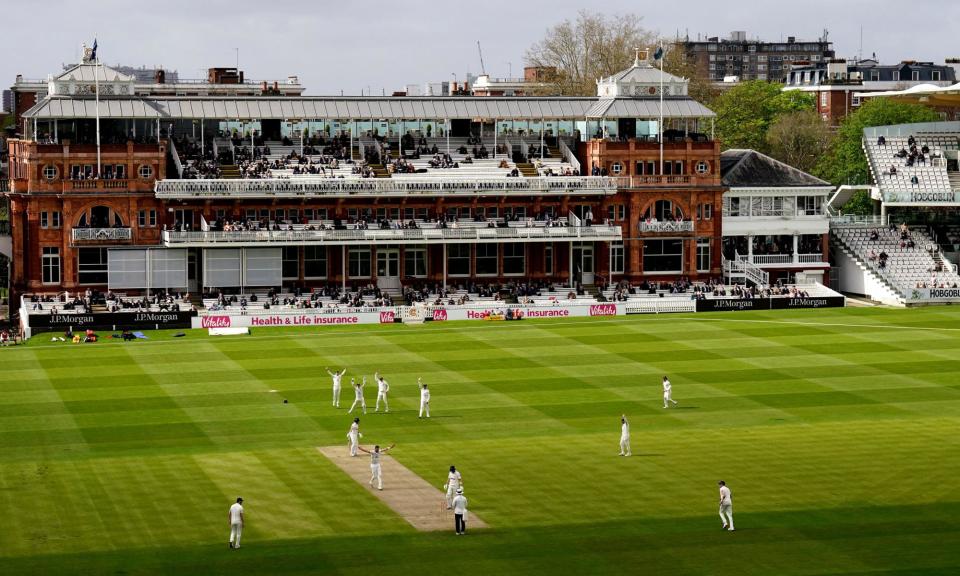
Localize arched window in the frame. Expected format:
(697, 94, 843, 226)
(645, 200, 684, 221)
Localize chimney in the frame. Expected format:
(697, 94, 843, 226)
(451, 82, 459, 94)
(154, 69, 166, 84)
(273, 81, 279, 92)
(788, 36, 796, 44)
(239, 71, 244, 83)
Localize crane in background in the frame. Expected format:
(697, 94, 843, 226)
(477, 41, 487, 76)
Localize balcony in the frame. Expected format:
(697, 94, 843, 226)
(639, 220, 695, 233)
(162, 224, 622, 247)
(154, 176, 619, 199)
(64, 179, 131, 192)
(0, 180, 9, 193)
(738, 254, 828, 267)
(71, 227, 133, 243)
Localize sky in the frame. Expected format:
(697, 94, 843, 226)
(5, 0, 959, 94)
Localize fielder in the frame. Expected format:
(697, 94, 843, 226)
(444, 465, 462, 509)
(374, 371, 390, 413)
(718, 480, 734, 531)
(347, 417, 362, 457)
(348, 377, 367, 414)
(419, 378, 430, 418)
(228, 497, 244, 549)
(663, 375, 678, 408)
(619, 414, 631, 456)
(326, 367, 346, 408)
(358, 443, 395, 490)
(452, 487, 468, 535)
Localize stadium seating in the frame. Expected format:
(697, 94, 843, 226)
(864, 134, 957, 194)
(833, 226, 960, 295)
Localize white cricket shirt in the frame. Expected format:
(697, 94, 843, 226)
(720, 485, 732, 505)
(229, 503, 244, 524)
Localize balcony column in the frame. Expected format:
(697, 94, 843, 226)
(442, 243, 447, 291)
(793, 235, 799, 264)
(494, 118, 497, 155)
(569, 241, 574, 288)
(747, 235, 753, 261)
(349, 120, 354, 161)
(342, 245, 346, 292)
(540, 117, 544, 160)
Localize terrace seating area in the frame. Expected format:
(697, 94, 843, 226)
(865, 134, 958, 193)
(23, 291, 195, 314)
(201, 285, 391, 313)
(602, 280, 840, 302)
(833, 225, 960, 293)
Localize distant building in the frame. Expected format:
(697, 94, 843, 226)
(784, 58, 960, 124)
(681, 30, 835, 83)
(472, 67, 555, 96)
(2, 90, 11, 113)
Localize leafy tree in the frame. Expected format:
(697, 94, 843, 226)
(712, 81, 815, 152)
(766, 109, 833, 174)
(815, 97, 940, 186)
(525, 11, 654, 96)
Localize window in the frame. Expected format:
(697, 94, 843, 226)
(611, 162, 623, 175)
(42, 247, 61, 284)
(275, 209, 286, 223)
(349, 247, 371, 278)
(820, 92, 829, 107)
(643, 239, 683, 273)
(447, 244, 470, 276)
(756, 196, 785, 216)
(304, 246, 327, 278)
(52, 211, 61, 228)
(695, 161, 709, 175)
(138, 164, 154, 179)
(701, 203, 712, 220)
(78, 248, 108, 284)
(797, 196, 823, 216)
(404, 246, 427, 277)
(852, 95, 862, 106)
(696, 238, 711, 272)
(933, 71, 941, 81)
(503, 243, 525, 275)
(610, 242, 624, 274)
(282, 246, 299, 279)
(607, 204, 626, 222)
(476, 244, 498, 276)
(43, 164, 58, 180)
(870, 70, 879, 81)
(41, 212, 48, 228)
(485, 206, 499, 219)
(545, 244, 554, 275)
(115, 164, 126, 179)
(892, 71, 900, 82)
(912, 71, 920, 81)
(138, 209, 157, 227)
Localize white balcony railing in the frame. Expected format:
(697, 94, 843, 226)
(639, 220, 695, 233)
(71, 227, 132, 242)
(163, 224, 622, 246)
(738, 253, 827, 266)
(155, 176, 619, 199)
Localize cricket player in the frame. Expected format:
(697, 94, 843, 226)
(663, 375, 678, 408)
(452, 487, 468, 535)
(326, 367, 346, 408)
(444, 465, 462, 509)
(358, 443, 396, 490)
(418, 378, 430, 418)
(619, 414, 631, 456)
(374, 371, 390, 413)
(348, 377, 367, 414)
(228, 497, 244, 549)
(347, 418, 362, 456)
(718, 480, 734, 531)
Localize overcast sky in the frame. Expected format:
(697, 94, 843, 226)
(6, 0, 959, 94)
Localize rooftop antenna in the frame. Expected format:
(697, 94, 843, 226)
(859, 27, 863, 62)
(477, 41, 487, 76)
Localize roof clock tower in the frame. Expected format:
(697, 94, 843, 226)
(596, 48, 689, 98)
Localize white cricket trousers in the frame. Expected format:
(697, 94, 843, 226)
(419, 400, 430, 418)
(719, 504, 734, 529)
(376, 392, 389, 412)
(333, 385, 341, 407)
(370, 463, 382, 489)
(229, 522, 242, 547)
(349, 397, 366, 414)
(664, 391, 676, 407)
(446, 485, 457, 507)
(348, 433, 359, 456)
(620, 435, 631, 456)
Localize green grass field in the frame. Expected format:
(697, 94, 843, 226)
(1, 307, 959, 575)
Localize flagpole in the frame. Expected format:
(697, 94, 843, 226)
(94, 51, 102, 177)
(658, 43, 664, 177)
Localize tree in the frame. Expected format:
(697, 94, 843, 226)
(815, 97, 940, 186)
(711, 81, 816, 152)
(766, 110, 833, 174)
(525, 11, 655, 96)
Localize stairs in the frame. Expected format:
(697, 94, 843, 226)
(547, 145, 561, 158)
(830, 233, 905, 305)
(219, 165, 241, 179)
(516, 163, 538, 177)
(949, 171, 960, 190)
(370, 164, 390, 178)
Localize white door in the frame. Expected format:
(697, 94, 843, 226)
(581, 245, 595, 285)
(376, 249, 401, 290)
